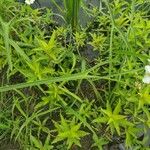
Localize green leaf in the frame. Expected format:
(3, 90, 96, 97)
(53, 115, 88, 149)
(93, 117, 108, 123)
(30, 135, 43, 149)
(0, 123, 9, 129)
(113, 100, 121, 115)
(9, 39, 30, 63)
(14, 98, 27, 118)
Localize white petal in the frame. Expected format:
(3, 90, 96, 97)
(25, 0, 30, 5)
(25, 0, 35, 5)
(142, 75, 150, 84)
(30, 0, 35, 4)
(145, 65, 150, 74)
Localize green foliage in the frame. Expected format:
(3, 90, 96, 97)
(93, 101, 133, 135)
(92, 134, 108, 150)
(0, 0, 150, 149)
(53, 115, 88, 149)
(63, 0, 82, 31)
(30, 134, 53, 150)
(89, 33, 106, 51)
(51, 0, 82, 31)
(74, 31, 86, 48)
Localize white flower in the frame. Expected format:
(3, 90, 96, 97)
(145, 65, 150, 74)
(143, 65, 150, 84)
(143, 75, 150, 84)
(25, 0, 35, 5)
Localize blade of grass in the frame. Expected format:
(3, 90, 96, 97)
(0, 17, 12, 71)
(9, 39, 30, 62)
(0, 72, 89, 92)
(63, 0, 82, 31)
(0, 68, 142, 93)
(15, 107, 58, 140)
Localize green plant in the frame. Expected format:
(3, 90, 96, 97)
(89, 33, 106, 51)
(63, 0, 82, 31)
(30, 134, 53, 150)
(0, 0, 150, 149)
(74, 31, 86, 48)
(51, 0, 82, 31)
(53, 114, 88, 149)
(93, 101, 133, 135)
(92, 134, 108, 150)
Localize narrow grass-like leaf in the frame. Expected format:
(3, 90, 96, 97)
(63, 0, 82, 30)
(0, 67, 141, 93)
(15, 107, 58, 140)
(0, 17, 12, 71)
(9, 39, 30, 62)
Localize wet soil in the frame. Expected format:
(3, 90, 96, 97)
(0, 141, 20, 150)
